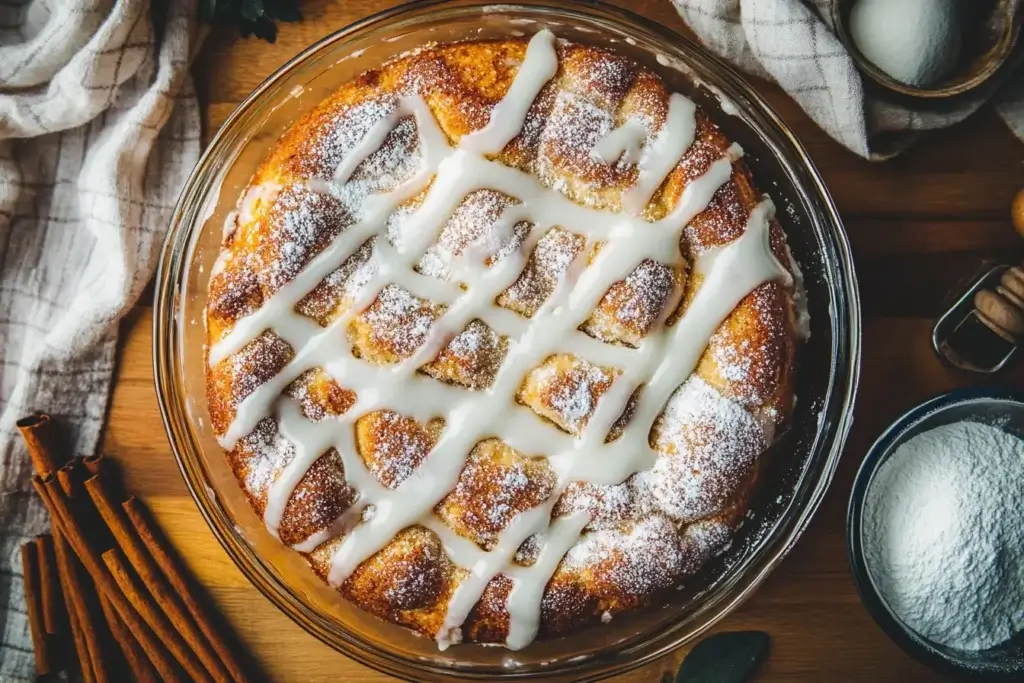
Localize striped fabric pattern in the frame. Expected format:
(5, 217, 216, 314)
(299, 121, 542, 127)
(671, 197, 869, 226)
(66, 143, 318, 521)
(0, 1, 200, 678)
(672, 0, 1024, 159)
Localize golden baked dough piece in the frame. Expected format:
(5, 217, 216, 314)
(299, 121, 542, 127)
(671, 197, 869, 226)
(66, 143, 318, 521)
(206, 33, 802, 647)
(518, 354, 620, 437)
(225, 418, 358, 548)
(436, 439, 557, 551)
(355, 410, 444, 489)
(308, 527, 466, 638)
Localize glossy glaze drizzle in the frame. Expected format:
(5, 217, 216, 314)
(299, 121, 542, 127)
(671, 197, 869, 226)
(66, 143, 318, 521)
(210, 29, 791, 650)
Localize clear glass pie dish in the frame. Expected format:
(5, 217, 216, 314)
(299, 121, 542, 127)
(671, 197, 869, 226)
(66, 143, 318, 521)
(153, 1, 861, 680)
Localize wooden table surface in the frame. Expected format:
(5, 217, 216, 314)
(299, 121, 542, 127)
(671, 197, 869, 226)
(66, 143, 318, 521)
(103, 1, 1024, 680)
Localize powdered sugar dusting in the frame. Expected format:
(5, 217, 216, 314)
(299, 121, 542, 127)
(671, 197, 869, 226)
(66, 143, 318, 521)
(224, 332, 294, 408)
(616, 260, 675, 325)
(266, 184, 352, 291)
(520, 356, 619, 437)
(561, 515, 686, 597)
(538, 91, 614, 184)
(584, 258, 678, 346)
(713, 338, 756, 384)
(285, 368, 357, 422)
(679, 518, 732, 573)
(333, 115, 421, 219)
(418, 190, 531, 280)
(447, 320, 493, 358)
(423, 319, 508, 390)
(353, 284, 443, 361)
(298, 97, 419, 184)
(515, 532, 544, 567)
(280, 449, 357, 546)
(438, 442, 556, 550)
(296, 238, 378, 326)
(351, 528, 457, 613)
(710, 334, 770, 407)
(208, 257, 263, 324)
(554, 477, 649, 528)
(236, 418, 295, 501)
(573, 50, 636, 108)
(548, 362, 616, 435)
(358, 411, 440, 488)
(382, 536, 447, 607)
(639, 376, 765, 522)
(499, 227, 585, 316)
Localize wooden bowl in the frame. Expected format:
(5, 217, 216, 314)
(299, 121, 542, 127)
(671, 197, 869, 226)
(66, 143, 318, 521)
(832, 0, 1021, 99)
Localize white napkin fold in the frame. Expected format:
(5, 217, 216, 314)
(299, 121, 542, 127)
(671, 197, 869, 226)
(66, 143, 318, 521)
(672, 0, 1024, 159)
(0, 1, 201, 678)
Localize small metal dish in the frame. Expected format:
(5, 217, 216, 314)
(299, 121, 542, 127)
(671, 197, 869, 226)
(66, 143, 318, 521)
(933, 264, 1018, 374)
(831, 0, 1022, 99)
(847, 388, 1024, 680)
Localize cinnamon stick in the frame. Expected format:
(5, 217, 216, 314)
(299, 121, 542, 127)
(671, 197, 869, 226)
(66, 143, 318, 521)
(58, 522, 132, 683)
(33, 475, 184, 683)
(83, 454, 104, 477)
(123, 496, 250, 683)
(17, 422, 247, 683)
(33, 535, 61, 638)
(16, 413, 63, 475)
(53, 530, 94, 683)
(99, 594, 160, 683)
(85, 472, 233, 683)
(55, 462, 115, 683)
(20, 541, 50, 675)
(101, 547, 213, 683)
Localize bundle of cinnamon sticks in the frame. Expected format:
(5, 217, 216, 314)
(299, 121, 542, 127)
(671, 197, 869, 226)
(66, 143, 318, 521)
(17, 414, 250, 683)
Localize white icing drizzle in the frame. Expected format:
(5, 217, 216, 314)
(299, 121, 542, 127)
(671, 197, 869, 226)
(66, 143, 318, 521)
(209, 95, 451, 369)
(211, 30, 792, 651)
(238, 181, 281, 226)
(460, 29, 558, 156)
(621, 93, 697, 215)
(332, 107, 404, 185)
(590, 118, 647, 165)
(505, 512, 590, 649)
(221, 210, 239, 243)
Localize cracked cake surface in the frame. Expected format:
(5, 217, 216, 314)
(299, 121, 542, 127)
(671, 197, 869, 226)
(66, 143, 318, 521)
(205, 29, 802, 650)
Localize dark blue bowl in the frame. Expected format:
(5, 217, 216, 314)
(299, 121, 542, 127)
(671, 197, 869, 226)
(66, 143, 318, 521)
(847, 387, 1024, 680)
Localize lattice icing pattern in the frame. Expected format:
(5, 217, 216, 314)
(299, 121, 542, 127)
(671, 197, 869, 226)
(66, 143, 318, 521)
(206, 30, 801, 650)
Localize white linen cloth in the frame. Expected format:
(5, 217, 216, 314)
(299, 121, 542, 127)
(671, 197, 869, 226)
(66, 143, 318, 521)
(0, 0, 201, 678)
(672, 0, 1024, 159)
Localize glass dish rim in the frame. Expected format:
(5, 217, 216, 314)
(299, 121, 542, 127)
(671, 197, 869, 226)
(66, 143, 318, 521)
(153, 1, 862, 679)
(846, 387, 1024, 681)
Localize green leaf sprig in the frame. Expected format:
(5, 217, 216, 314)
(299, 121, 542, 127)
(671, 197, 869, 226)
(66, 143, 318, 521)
(663, 631, 771, 683)
(199, 0, 303, 43)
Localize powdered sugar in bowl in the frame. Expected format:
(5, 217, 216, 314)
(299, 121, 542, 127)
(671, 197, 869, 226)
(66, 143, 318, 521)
(848, 388, 1024, 680)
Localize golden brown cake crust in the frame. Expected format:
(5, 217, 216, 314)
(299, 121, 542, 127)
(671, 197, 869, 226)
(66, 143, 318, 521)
(206, 35, 801, 646)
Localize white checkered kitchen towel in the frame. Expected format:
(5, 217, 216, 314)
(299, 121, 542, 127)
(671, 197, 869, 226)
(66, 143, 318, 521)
(672, 0, 1024, 159)
(0, 0, 201, 678)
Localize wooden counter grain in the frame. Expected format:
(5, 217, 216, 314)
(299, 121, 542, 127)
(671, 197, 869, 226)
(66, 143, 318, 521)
(102, 1, 1024, 680)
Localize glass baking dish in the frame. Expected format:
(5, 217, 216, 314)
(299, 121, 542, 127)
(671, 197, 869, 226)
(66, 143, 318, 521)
(153, 1, 861, 680)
